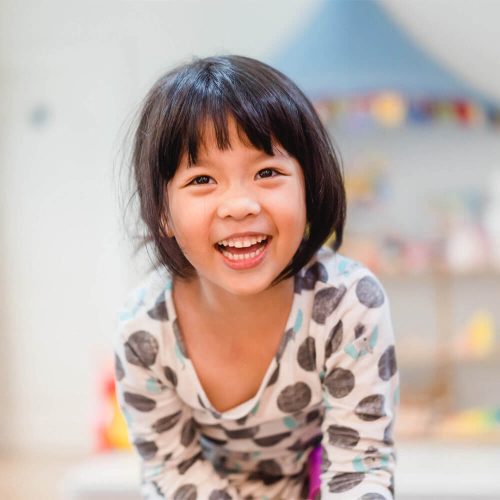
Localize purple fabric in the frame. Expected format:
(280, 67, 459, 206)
(308, 445, 322, 499)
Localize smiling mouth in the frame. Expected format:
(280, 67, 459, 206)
(215, 237, 271, 260)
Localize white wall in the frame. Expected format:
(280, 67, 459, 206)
(0, 0, 321, 454)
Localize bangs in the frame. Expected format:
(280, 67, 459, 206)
(156, 58, 307, 178)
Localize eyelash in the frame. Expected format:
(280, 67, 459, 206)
(189, 168, 279, 185)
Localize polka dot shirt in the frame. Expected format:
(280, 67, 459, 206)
(114, 247, 399, 499)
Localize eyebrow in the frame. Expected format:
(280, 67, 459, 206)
(189, 147, 288, 168)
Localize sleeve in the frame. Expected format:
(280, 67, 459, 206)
(318, 271, 399, 499)
(114, 322, 243, 500)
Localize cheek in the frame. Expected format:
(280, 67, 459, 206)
(168, 195, 214, 252)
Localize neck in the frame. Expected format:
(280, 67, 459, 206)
(175, 275, 295, 337)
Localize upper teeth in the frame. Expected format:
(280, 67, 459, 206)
(218, 235, 268, 248)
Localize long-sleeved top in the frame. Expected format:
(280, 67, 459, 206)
(114, 246, 399, 499)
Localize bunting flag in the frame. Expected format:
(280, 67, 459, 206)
(313, 93, 500, 129)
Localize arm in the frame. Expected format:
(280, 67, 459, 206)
(114, 324, 243, 499)
(319, 271, 399, 499)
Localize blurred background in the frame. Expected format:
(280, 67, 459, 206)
(1, 0, 499, 498)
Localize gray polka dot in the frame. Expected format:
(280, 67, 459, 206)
(356, 276, 384, 308)
(389, 474, 395, 496)
(147, 293, 169, 320)
(297, 336, 316, 371)
(253, 431, 291, 447)
(355, 394, 386, 421)
(209, 490, 232, 500)
(163, 365, 178, 387)
(328, 472, 365, 493)
(173, 484, 197, 500)
(296, 262, 329, 292)
(124, 392, 156, 412)
(326, 424, 360, 448)
(152, 410, 182, 433)
(321, 445, 331, 473)
(287, 439, 302, 451)
(359, 494, 385, 500)
(114, 353, 125, 381)
(355, 323, 365, 339)
(379, 345, 397, 381)
(235, 414, 249, 426)
(325, 320, 343, 360)
(152, 481, 163, 497)
(224, 426, 260, 439)
(276, 328, 294, 361)
(306, 409, 322, 423)
(173, 319, 189, 358)
(125, 330, 159, 367)
(134, 438, 158, 460)
(312, 286, 346, 324)
(181, 418, 197, 447)
(267, 364, 280, 387)
(178, 451, 202, 475)
(277, 382, 312, 413)
(384, 420, 394, 445)
(324, 367, 355, 398)
(303, 434, 322, 450)
(248, 459, 284, 485)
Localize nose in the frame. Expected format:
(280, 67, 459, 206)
(216, 195, 261, 220)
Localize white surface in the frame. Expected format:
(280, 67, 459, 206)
(398, 442, 500, 497)
(59, 452, 141, 500)
(381, 0, 500, 104)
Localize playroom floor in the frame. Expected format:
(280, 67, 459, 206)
(2, 442, 500, 500)
(0, 452, 86, 500)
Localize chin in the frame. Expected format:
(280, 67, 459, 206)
(219, 273, 278, 297)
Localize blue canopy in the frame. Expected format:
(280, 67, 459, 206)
(267, 0, 491, 104)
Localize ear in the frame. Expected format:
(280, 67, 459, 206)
(161, 213, 175, 238)
(303, 222, 311, 240)
(165, 224, 174, 238)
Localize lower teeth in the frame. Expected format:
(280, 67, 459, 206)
(221, 243, 266, 261)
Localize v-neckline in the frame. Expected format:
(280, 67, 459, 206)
(165, 274, 301, 417)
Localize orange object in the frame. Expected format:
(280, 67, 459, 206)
(95, 364, 132, 452)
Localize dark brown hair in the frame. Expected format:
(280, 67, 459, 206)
(128, 54, 346, 285)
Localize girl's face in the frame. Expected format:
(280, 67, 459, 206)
(166, 118, 307, 297)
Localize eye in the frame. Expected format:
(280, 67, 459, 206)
(256, 168, 279, 179)
(189, 175, 213, 185)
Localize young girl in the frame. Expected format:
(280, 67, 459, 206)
(114, 55, 399, 500)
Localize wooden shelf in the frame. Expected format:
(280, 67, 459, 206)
(397, 345, 500, 367)
(379, 266, 500, 279)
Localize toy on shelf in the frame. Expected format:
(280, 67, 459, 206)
(452, 309, 496, 361)
(94, 364, 132, 452)
(436, 406, 500, 440)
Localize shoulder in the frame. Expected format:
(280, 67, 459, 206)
(297, 246, 388, 326)
(115, 266, 173, 344)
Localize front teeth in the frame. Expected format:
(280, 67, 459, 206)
(220, 244, 267, 261)
(218, 235, 268, 248)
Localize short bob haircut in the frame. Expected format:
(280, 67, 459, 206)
(129, 54, 346, 285)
